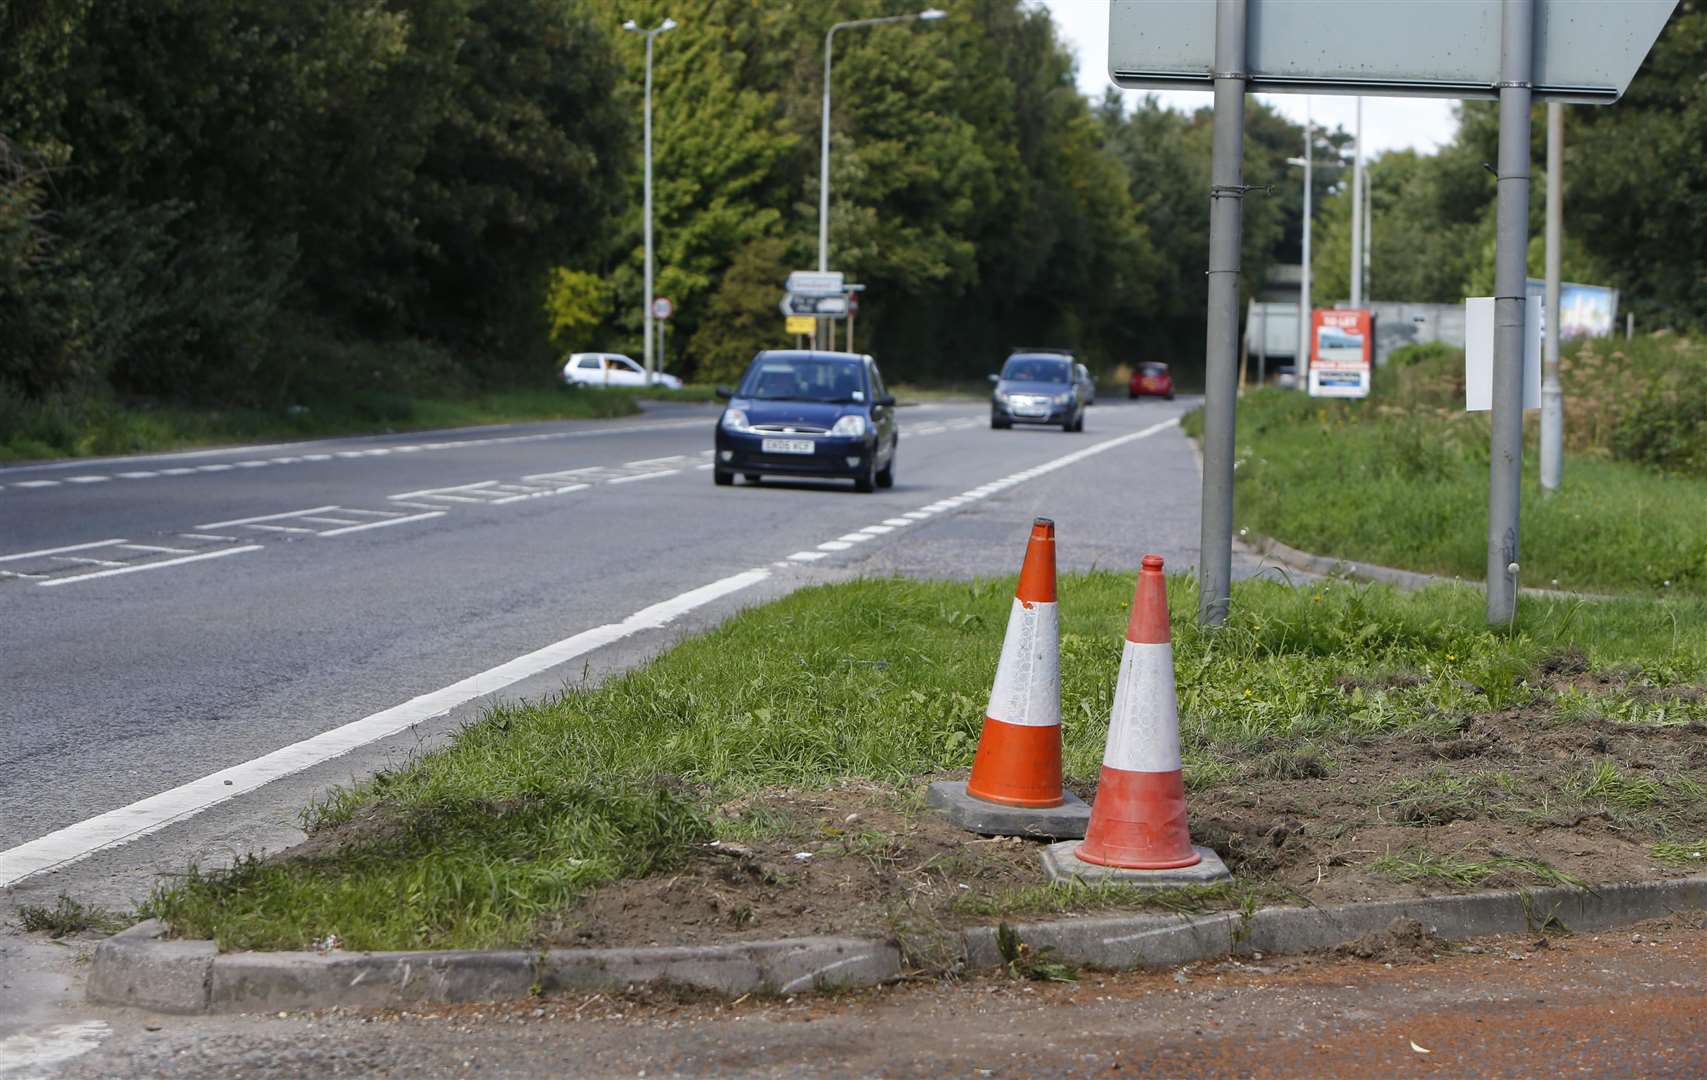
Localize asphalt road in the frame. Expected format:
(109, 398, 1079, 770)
(1, 396, 1246, 907)
(0, 393, 1303, 1075)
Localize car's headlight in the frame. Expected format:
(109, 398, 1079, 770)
(830, 414, 868, 437)
(1056, 392, 1073, 405)
(994, 389, 1009, 403)
(721, 409, 750, 432)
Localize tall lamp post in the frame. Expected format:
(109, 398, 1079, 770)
(819, 9, 947, 288)
(1287, 99, 1313, 388)
(623, 16, 677, 385)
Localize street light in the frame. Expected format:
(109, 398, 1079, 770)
(818, 9, 947, 275)
(623, 16, 677, 385)
(1287, 102, 1313, 390)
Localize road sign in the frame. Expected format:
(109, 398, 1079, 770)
(779, 294, 849, 318)
(1108, 0, 1677, 102)
(785, 315, 817, 335)
(651, 296, 673, 321)
(1465, 298, 1541, 411)
(785, 270, 845, 296)
(1307, 309, 1371, 399)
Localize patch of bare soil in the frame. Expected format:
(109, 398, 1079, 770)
(1334, 916, 1448, 962)
(554, 783, 1040, 954)
(555, 668, 1707, 951)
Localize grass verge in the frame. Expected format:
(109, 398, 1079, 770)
(1180, 344, 1707, 597)
(0, 385, 719, 463)
(145, 573, 1707, 953)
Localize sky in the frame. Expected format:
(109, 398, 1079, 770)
(1039, 0, 1461, 155)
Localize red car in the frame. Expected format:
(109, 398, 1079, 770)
(1128, 362, 1175, 400)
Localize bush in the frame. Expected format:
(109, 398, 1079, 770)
(1612, 366, 1707, 475)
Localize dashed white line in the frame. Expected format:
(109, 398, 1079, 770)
(625, 455, 687, 468)
(788, 551, 829, 562)
(882, 518, 913, 527)
(11, 480, 61, 488)
(607, 469, 679, 484)
(196, 464, 234, 472)
(236, 460, 269, 468)
(199, 505, 340, 529)
(117, 471, 159, 479)
(316, 511, 445, 537)
(835, 533, 875, 543)
(38, 544, 263, 588)
(65, 476, 109, 484)
(0, 539, 127, 562)
(160, 468, 196, 476)
(818, 541, 853, 551)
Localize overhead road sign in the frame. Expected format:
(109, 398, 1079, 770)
(785, 270, 845, 297)
(1108, 0, 1677, 102)
(780, 293, 849, 318)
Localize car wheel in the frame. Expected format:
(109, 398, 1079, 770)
(1128, 390, 1138, 400)
(876, 448, 895, 489)
(991, 417, 1010, 430)
(743, 473, 761, 484)
(854, 457, 877, 494)
(1166, 392, 1175, 401)
(713, 469, 733, 487)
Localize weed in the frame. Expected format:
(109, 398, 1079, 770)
(1568, 762, 1666, 812)
(17, 895, 126, 937)
(1372, 847, 1584, 890)
(995, 923, 1078, 982)
(1650, 839, 1707, 866)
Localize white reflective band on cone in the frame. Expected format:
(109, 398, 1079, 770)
(985, 598, 1060, 727)
(1101, 640, 1181, 772)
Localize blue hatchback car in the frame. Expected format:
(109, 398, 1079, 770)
(714, 351, 898, 493)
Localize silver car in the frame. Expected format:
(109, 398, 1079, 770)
(1074, 362, 1096, 406)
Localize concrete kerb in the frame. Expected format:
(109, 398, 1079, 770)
(91, 876, 1707, 1014)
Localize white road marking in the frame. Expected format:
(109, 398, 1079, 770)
(270, 456, 303, 464)
(65, 475, 109, 484)
(160, 467, 196, 475)
(0, 539, 127, 563)
(625, 455, 687, 467)
(196, 464, 233, 472)
(788, 551, 829, 561)
(903, 511, 932, 519)
(0, 1020, 110, 1074)
(835, 533, 875, 543)
(316, 511, 445, 537)
(860, 525, 894, 535)
(608, 469, 679, 484)
(236, 460, 269, 468)
(299, 516, 362, 527)
(199, 505, 340, 529)
(37, 544, 263, 588)
(0, 566, 770, 885)
(119, 544, 192, 555)
(117, 471, 159, 479)
(302, 454, 333, 461)
(0, 569, 45, 579)
(696, 463, 715, 470)
(389, 481, 496, 500)
(818, 541, 853, 551)
(11, 480, 60, 488)
(178, 533, 236, 542)
(243, 523, 317, 534)
(334, 508, 405, 518)
(52, 556, 127, 567)
(881, 518, 913, 527)
(491, 484, 589, 505)
(388, 501, 442, 511)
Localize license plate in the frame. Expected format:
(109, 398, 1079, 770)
(761, 438, 815, 455)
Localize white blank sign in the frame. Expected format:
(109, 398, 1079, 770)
(1465, 297, 1541, 411)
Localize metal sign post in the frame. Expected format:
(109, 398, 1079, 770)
(1540, 102, 1565, 495)
(1197, 0, 1247, 626)
(1107, 0, 1674, 628)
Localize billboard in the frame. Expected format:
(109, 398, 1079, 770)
(1525, 278, 1620, 340)
(1309, 308, 1372, 398)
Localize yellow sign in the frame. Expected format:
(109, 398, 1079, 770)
(785, 315, 816, 335)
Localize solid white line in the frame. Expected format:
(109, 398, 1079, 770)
(243, 523, 317, 534)
(334, 508, 405, 518)
(624, 455, 687, 467)
(608, 469, 679, 484)
(316, 511, 445, 537)
(37, 544, 263, 588)
(178, 533, 235, 542)
(12, 480, 60, 488)
(491, 483, 590, 505)
(299, 516, 361, 526)
(414, 493, 488, 504)
(0, 539, 127, 563)
(199, 505, 339, 529)
(0, 569, 45, 579)
(52, 557, 127, 567)
(0, 566, 770, 886)
(119, 544, 192, 555)
(388, 501, 442, 511)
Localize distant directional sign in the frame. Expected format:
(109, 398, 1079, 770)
(1108, 0, 1677, 103)
(785, 270, 845, 297)
(780, 293, 849, 318)
(785, 315, 817, 335)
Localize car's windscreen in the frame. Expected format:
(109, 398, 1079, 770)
(740, 358, 866, 402)
(1001, 358, 1071, 383)
(1140, 363, 1169, 376)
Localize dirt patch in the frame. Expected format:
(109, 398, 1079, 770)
(1334, 916, 1448, 962)
(554, 784, 1040, 956)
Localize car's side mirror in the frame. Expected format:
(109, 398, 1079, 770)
(877, 394, 896, 407)
(715, 386, 733, 400)
(987, 373, 999, 385)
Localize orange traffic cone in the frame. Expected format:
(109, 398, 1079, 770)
(966, 517, 1064, 808)
(926, 518, 1090, 838)
(1042, 555, 1227, 883)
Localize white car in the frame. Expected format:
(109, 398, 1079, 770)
(560, 352, 684, 390)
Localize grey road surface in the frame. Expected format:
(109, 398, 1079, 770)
(0, 394, 1287, 1074)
